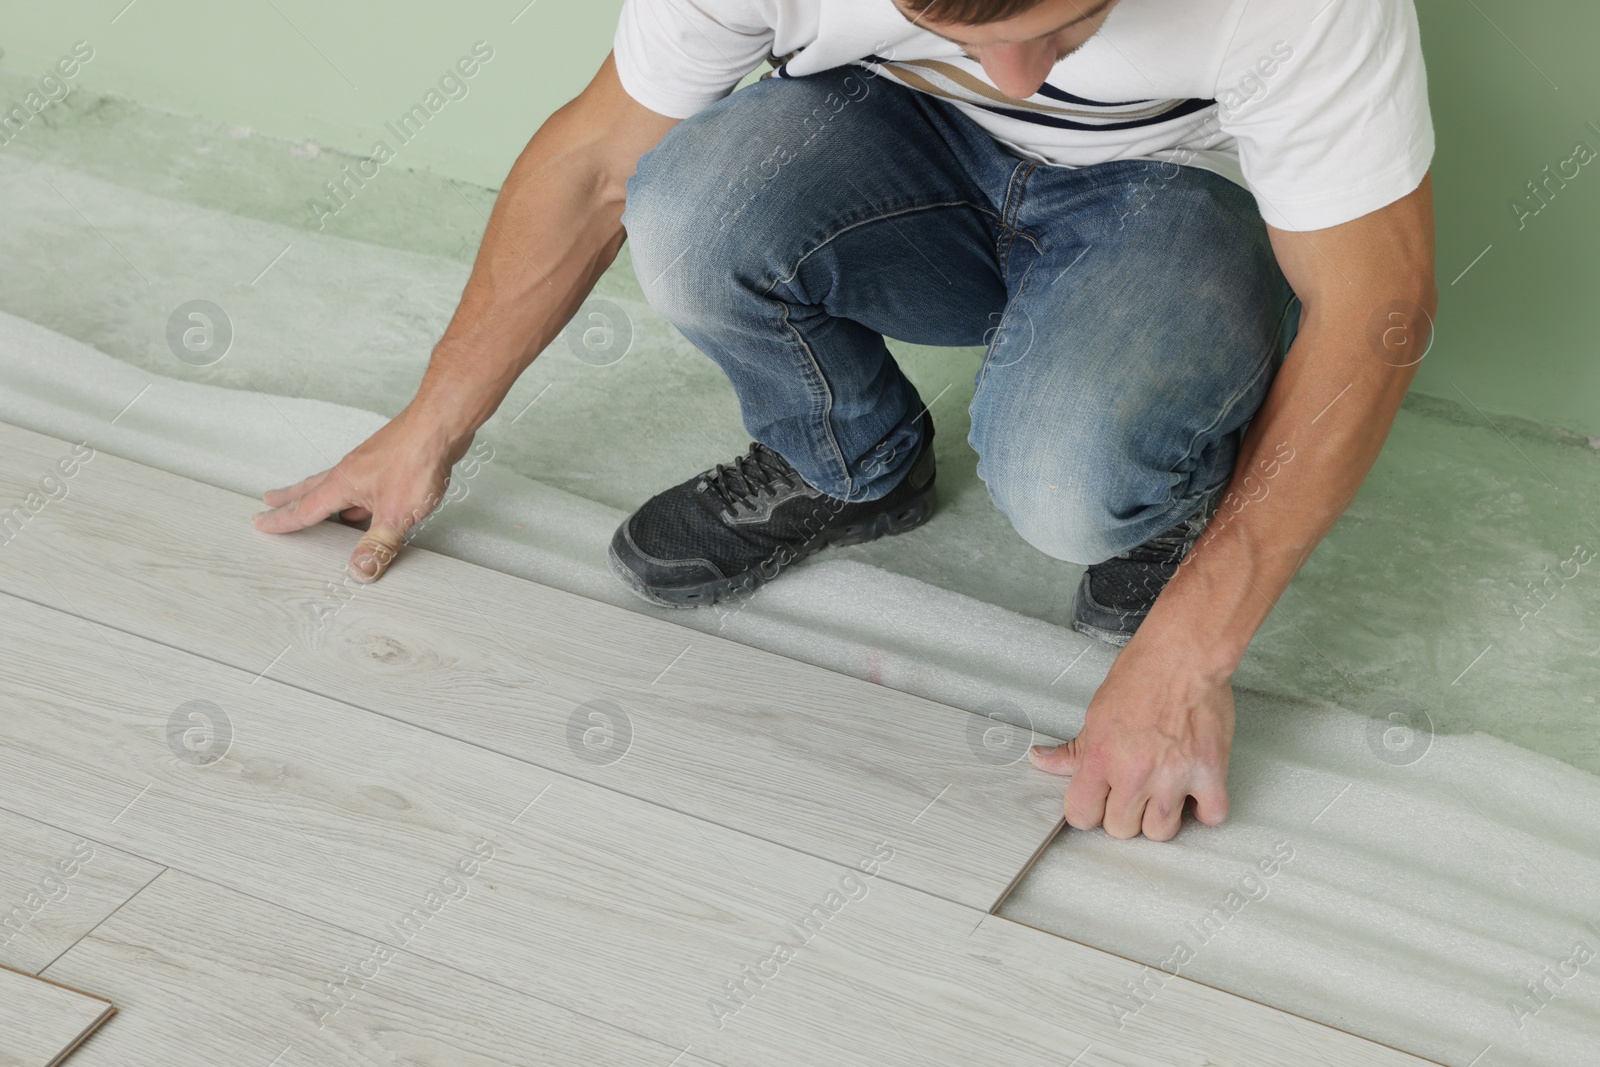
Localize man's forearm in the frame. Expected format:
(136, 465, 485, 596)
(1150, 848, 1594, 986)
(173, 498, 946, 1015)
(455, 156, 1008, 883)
(412, 102, 630, 440)
(1139, 296, 1430, 675)
(1035, 179, 1438, 839)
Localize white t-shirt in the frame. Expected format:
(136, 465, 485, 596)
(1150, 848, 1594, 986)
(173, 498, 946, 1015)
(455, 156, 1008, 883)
(612, 0, 1435, 232)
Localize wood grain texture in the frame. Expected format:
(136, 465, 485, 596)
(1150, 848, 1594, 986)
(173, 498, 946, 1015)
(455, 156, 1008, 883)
(0, 420, 1060, 911)
(0, 964, 114, 1067)
(41, 870, 681, 1067)
(0, 808, 161, 974)
(0, 591, 1433, 1066)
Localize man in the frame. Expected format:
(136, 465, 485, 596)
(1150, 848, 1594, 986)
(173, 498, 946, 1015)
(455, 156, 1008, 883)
(253, 0, 1437, 842)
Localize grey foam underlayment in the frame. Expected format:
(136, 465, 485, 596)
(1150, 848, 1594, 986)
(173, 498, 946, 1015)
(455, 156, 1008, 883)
(0, 152, 1596, 1064)
(0, 301, 1108, 736)
(7, 151, 1599, 768)
(4, 318, 1597, 1067)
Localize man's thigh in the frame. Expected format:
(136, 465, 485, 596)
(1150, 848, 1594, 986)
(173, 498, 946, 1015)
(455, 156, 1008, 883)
(968, 160, 1298, 564)
(621, 65, 1030, 348)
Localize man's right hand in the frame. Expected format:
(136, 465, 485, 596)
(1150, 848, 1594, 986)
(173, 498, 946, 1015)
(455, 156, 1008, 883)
(249, 51, 677, 583)
(252, 403, 473, 583)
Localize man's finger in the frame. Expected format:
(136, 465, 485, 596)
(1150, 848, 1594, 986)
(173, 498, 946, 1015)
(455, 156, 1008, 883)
(253, 478, 350, 534)
(1189, 781, 1231, 827)
(261, 470, 329, 509)
(348, 526, 406, 583)
(1027, 738, 1081, 776)
(1102, 788, 1150, 841)
(1141, 788, 1186, 842)
(1062, 766, 1109, 832)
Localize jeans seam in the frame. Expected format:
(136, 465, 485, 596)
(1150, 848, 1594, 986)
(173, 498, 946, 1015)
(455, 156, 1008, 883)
(762, 198, 1002, 497)
(777, 298, 852, 495)
(997, 162, 1039, 268)
(760, 199, 1003, 298)
(972, 253, 1042, 399)
(1168, 294, 1292, 510)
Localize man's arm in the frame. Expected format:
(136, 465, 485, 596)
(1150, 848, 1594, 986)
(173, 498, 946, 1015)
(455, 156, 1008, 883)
(1029, 170, 1438, 840)
(252, 52, 681, 581)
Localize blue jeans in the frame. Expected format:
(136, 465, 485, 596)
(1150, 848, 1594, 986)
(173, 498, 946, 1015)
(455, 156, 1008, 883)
(620, 65, 1301, 565)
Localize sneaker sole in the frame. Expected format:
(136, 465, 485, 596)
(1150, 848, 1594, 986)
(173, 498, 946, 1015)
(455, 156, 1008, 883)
(608, 487, 936, 609)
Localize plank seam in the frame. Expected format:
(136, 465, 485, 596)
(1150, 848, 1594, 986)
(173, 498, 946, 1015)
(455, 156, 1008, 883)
(0, 584, 1060, 912)
(35, 863, 168, 977)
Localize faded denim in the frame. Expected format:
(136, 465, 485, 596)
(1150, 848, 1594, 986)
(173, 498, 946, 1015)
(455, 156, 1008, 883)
(621, 64, 1300, 565)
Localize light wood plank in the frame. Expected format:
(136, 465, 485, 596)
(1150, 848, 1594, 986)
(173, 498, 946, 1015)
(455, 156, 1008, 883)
(41, 869, 681, 1067)
(0, 809, 161, 974)
(0, 964, 114, 1067)
(0, 419, 1059, 911)
(0, 591, 1432, 1066)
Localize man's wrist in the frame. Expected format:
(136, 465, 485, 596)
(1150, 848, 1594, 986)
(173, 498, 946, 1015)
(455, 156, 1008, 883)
(411, 350, 510, 443)
(1134, 535, 1289, 680)
(408, 392, 483, 448)
(1126, 603, 1243, 685)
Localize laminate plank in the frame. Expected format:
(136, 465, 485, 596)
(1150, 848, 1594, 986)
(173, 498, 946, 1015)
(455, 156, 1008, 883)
(40, 869, 681, 1067)
(0, 964, 114, 1067)
(0, 592, 1432, 1066)
(0, 419, 1060, 911)
(0, 809, 161, 973)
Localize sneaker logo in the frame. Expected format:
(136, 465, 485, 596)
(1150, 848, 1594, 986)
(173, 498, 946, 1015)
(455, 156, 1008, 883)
(714, 479, 824, 526)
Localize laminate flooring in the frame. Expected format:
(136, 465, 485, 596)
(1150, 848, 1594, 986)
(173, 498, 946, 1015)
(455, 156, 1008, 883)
(0, 419, 1059, 912)
(0, 810, 159, 974)
(0, 965, 114, 1067)
(0, 421, 1436, 1065)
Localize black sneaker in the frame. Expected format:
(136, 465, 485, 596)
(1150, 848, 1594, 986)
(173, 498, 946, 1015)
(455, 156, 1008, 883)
(1069, 485, 1226, 647)
(608, 412, 937, 607)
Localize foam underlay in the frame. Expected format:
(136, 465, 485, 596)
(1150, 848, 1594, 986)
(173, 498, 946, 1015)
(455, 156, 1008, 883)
(2, 152, 1597, 1067)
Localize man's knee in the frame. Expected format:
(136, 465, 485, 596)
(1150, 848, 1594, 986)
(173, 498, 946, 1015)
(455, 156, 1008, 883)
(621, 123, 736, 323)
(987, 474, 1133, 566)
(972, 422, 1179, 566)
(622, 79, 825, 322)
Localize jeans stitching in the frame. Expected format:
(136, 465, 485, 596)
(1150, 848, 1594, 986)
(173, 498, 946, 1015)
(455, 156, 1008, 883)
(760, 199, 1004, 298)
(1166, 288, 1295, 511)
(972, 252, 1042, 404)
(972, 164, 1045, 405)
(761, 199, 1001, 496)
(996, 162, 1039, 268)
(777, 298, 852, 495)
(997, 167, 1021, 265)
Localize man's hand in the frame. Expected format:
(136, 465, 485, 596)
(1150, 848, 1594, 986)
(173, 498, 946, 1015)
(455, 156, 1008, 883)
(249, 53, 680, 584)
(1028, 632, 1233, 841)
(1026, 172, 1436, 842)
(251, 404, 473, 582)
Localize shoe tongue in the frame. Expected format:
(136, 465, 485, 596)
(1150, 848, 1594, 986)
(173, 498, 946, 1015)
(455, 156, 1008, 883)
(749, 441, 786, 469)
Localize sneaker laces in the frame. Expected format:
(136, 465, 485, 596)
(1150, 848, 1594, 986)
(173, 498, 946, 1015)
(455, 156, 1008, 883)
(700, 442, 803, 512)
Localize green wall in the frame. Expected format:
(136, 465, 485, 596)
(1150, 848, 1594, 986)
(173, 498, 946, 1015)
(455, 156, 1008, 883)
(3, 0, 1596, 435)
(1412, 0, 1600, 438)
(1, 0, 632, 188)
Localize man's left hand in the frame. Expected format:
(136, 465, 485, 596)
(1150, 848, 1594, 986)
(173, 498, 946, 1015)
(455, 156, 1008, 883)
(1028, 633, 1234, 841)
